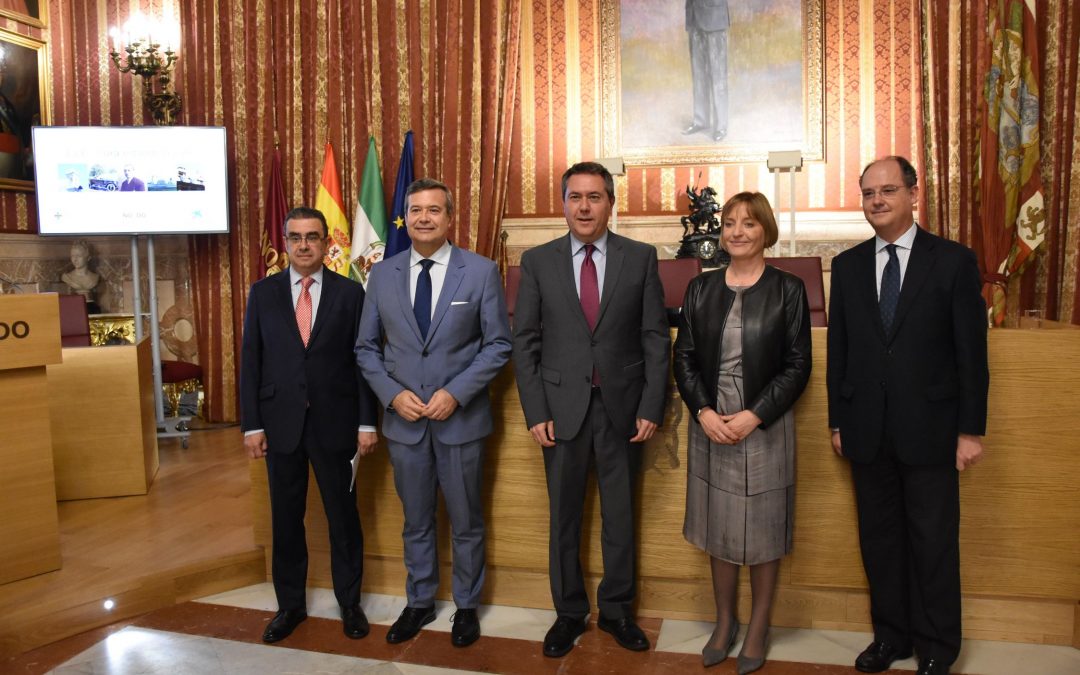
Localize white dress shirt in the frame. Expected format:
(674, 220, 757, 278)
(875, 222, 918, 299)
(289, 266, 324, 318)
(570, 230, 608, 301)
(409, 240, 453, 317)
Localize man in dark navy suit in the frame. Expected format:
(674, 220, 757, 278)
(240, 206, 378, 643)
(827, 156, 989, 675)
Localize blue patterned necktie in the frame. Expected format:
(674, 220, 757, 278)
(879, 244, 900, 331)
(414, 259, 435, 339)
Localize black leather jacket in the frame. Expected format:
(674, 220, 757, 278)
(673, 265, 812, 428)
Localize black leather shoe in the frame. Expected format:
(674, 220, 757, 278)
(855, 640, 914, 672)
(597, 615, 650, 652)
(262, 609, 307, 643)
(916, 658, 950, 675)
(342, 603, 369, 639)
(543, 616, 587, 657)
(386, 605, 436, 644)
(683, 123, 709, 135)
(451, 608, 480, 647)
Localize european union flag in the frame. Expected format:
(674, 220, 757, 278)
(386, 131, 415, 257)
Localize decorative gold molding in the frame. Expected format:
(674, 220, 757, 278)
(0, 0, 46, 28)
(0, 29, 50, 193)
(520, 1, 537, 213)
(660, 168, 676, 211)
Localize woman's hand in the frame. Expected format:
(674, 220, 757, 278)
(698, 408, 740, 445)
(719, 410, 762, 442)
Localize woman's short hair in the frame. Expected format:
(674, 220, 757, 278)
(720, 192, 779, 249)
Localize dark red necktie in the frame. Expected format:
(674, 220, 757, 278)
(580, 244, 600, 385)
(580, 244, 599, 330)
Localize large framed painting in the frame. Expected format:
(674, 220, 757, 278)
(600, 0, 824, 166)
(0, 0, 46, 29)
(0, 29, 49, 192)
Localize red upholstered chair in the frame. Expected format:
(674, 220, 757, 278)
(504, 265, 522, 322)
(657, 257, 703, 326)
(57, 294, 91, 347)
(765, 256, 827, 327)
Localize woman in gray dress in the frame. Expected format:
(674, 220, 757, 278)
(673, 192, 812, 673)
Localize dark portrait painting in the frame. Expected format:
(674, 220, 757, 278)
(601, 0, 823, 165)
(0, 0, 46, 29)
(0, 30, 49, 191)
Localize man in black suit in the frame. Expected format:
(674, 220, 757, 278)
(513, 161, 670, 658)
(240, 206, 379, 643)
(827, 156, 989, 675)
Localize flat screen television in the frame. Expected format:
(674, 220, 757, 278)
(32, 126, 230, 236)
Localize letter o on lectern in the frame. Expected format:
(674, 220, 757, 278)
(0, 321, 30, 340)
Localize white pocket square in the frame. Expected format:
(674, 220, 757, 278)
(451, 301, 469, 306)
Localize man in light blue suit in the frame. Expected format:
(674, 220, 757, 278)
(356, 178, 511, 649)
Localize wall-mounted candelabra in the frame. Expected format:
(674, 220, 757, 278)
(108, 14, 181, 126)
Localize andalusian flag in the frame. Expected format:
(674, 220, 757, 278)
(978, 0, 1045, 325)
(350, 137, 388, 286)
(314, 143, 352, 276)
(386, 131, 415, 257)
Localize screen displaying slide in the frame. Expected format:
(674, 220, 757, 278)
(33, 126, 230, 235)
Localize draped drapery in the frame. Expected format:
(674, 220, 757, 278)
(175, 0, 522, 421)
(920, 0, 1080, 325)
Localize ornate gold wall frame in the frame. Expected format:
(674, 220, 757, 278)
(600, 0, 824, 166)
(0, 28, 50, 192)
(0, 0, 47, 29)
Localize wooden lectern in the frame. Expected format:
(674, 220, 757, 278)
(0, 294, 62, 585)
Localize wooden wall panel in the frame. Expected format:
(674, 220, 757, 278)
(252, 327, 1080, 645)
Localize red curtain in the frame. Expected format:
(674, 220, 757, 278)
(919, 0, 1080, 325)
(175, 0, 522, 421)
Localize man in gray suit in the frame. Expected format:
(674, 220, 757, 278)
(356, 178, 511, 648)
(513, 161, 670, 657)
(684, 0, 730, 142)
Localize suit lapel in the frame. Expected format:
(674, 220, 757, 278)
(555, 234, 593, 335)
(274, 270, 305, 348)
(393, 253, 425, 344)
(889, 226, 934, 340)
(308, 269, 337, 347)
(425, 246, 465, 345)
(852, 239, 887, 343)
(595, 232, 623, 329)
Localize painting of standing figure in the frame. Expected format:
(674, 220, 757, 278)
(601, 0, 823, 165)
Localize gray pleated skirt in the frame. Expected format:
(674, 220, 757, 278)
(683, 287, 795, 565)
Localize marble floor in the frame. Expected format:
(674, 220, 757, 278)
(12, 583, 1080, 675)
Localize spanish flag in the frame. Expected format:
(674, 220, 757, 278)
(314, 143, 352, 276)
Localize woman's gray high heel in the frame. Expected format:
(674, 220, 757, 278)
(701, 617, 739, 667)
